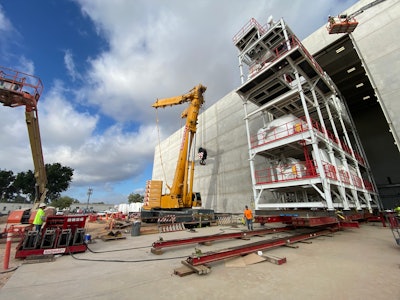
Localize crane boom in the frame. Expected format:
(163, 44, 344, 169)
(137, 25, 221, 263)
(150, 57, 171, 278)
(0, 66, 47, 209)
(348, 0, 387, 19)
(144, 84, 206, 211)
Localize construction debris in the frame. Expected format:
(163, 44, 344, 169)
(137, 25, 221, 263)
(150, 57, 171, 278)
(101, 231, 126, 242)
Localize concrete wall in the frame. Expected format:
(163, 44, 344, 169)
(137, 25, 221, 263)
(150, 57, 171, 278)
(303, 0, 400, 208)
(303, 0, 400, 151)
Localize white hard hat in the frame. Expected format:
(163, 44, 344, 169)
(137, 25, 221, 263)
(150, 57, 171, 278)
(39, 203, 46, 208)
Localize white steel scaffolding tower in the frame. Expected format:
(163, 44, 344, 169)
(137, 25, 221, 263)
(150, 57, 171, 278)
(233, 18, 381, 212)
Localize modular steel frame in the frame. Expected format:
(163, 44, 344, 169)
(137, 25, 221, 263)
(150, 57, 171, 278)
(233, 18, 381, 212)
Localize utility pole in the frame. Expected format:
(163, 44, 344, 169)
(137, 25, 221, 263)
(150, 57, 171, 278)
(86, 187, 93, 210)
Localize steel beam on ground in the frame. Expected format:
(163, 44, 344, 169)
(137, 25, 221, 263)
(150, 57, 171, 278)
(255, 215, 293, 224)
(151, 226, 292, 253)
(186, 228, 336, 266)
(339, 221, 360, 228)
(291, 216, 338, 227)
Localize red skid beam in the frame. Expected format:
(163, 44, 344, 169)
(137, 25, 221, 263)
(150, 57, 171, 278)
(186, 228, 335, 266)
(152, 226, 292, 252)
(344, 213, 364, 221)
(255, 215, 293, 224)
(292, 216, 338, 227)
(339, 221, 360, 228)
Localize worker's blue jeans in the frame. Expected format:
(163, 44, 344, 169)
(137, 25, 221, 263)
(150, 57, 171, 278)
(246, 218, 253, 230)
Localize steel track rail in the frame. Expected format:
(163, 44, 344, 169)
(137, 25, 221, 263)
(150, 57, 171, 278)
(186, 227, 336, 266)
(151, 226, 293, 253)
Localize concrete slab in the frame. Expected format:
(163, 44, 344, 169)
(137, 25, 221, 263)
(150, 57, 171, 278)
(1, 223, 399, 300)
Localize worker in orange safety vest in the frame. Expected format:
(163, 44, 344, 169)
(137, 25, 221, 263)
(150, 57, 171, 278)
(244, 205, 254, 231)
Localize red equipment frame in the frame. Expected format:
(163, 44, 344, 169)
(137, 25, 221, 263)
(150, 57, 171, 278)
(15, 215, 88, 259)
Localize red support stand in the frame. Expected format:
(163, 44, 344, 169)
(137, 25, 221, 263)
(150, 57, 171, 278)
(3, 230, 13, 270)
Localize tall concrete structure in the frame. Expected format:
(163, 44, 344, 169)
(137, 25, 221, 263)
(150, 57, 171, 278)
(303, 0, 400, 209)
(152, 0, 400, 213)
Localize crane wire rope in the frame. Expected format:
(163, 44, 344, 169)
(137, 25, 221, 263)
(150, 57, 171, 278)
(200, 105, 206, 149)
(155, 108, 169, 189)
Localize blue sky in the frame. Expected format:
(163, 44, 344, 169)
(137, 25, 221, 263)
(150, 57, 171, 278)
(0, 0, 358, 205)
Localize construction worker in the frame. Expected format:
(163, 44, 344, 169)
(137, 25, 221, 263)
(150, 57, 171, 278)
(244, 205, 254, 231)
(394, 205, 400, 218)
(33, 203, 47, 232)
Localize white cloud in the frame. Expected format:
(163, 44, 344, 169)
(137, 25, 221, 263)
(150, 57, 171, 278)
(0, 5, 21, 62)
(40, 81, 98, 148)
(0, 106, 32, 171)
(0, 80, 157, 189)
(69, 124, 156, 184)
(75, 1, 259, 127)
(1, 0, 359, 203)
(42, 83, 158, 185)
(75, 0, 358, 131)
(64, 50, 82, 81)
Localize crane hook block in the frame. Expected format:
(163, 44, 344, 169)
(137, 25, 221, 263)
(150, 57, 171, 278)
(198, 147, 207, 165)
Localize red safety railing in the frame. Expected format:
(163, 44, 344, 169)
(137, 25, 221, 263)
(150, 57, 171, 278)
(299, 116, 340, 145)
(292, 35, 325, 77)
(247, 35, 299, 79)
(251, 118, 308, 148)
(254, 159, 338, 185)
(322, 162, 338, 180)
(232, 18, 267, 44)
(363, 179, 374, 192)
(253, 155, 373, 190)
(273, 35, 297, 57)
(354, 153, 365, 165)
(252, 116, 365, 165)
(350, 173, 363, 188)
(342, 143, 353, 156)
(327, 17, 359, 34)
(299, 116, 365, 165)
(338, 169, 351, 185)
(0, 66, 43, 99)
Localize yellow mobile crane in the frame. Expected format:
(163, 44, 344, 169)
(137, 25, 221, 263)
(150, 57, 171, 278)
(0, 66, 47, 223)
(141, 84, 213, 223)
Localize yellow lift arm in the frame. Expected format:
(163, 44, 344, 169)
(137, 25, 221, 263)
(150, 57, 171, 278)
(0, 66, 47, 209)
(26, 108, 48, 209)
